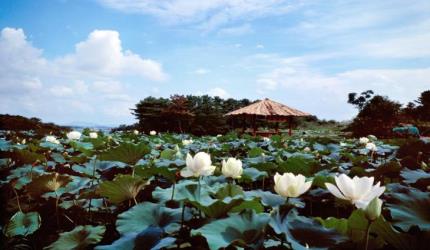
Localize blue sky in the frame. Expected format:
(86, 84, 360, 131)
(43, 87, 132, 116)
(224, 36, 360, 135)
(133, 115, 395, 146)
(1, 0, 429, 126)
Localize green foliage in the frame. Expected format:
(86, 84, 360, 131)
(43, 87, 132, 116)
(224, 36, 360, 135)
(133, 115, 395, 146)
(46, 225, 106, 250)
(386, 187, 430, 231)
(4, 211, 41, 237)
(98, 142, 151, 165)
(98, 174, 148, 204)
(116, 202, 183, 235)
(347, 95, 401, 137)
(192, 210, 270, 250)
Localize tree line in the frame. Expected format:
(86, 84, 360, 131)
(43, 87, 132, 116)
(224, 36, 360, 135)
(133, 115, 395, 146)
(127, 95, 253, 135)
(347, 90, 430, 137)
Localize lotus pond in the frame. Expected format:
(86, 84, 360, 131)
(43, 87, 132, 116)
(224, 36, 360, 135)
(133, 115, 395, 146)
(1, 130, 429, 250)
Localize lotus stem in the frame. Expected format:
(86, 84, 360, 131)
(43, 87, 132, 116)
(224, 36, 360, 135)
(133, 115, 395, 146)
(180, 202, 185, 229)
(198, 176, 201, 201)
(171, 182, 176, 200)
(133, 196, 138, 205)
(55, 191, 60, 228)
(13, 188, 22, 212)
(88, 156, 97, 221)
(364, 221, 372, 250)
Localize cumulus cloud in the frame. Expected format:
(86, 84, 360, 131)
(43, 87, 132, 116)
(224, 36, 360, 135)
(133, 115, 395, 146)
(0, 27, 166, 125)
(254, 53, 430, 120)
(207, 87, 230, 98)
(56, 30, 166, 81)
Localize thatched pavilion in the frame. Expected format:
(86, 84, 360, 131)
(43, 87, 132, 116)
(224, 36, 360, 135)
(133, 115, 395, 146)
(225, 98, 311, 136)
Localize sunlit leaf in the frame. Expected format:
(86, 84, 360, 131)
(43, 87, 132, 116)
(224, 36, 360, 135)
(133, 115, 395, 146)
(98, 142, 150, 165)
(98, 174, 148, 204)
(46, 225, 105, 250)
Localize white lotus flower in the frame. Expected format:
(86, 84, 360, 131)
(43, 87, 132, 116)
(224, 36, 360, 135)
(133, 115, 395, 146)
(263, 137, 270, 142)
(133, 130, 139, 135)
(222, 158, 243, 179)
(359, 137, 369, 144)
(66, 131, 81, 140)
(150, 130, 157, 136)
(340, 142, 347, 147)
(366, 142, 377, 151)
(304, 147, 311, 152)
(182, 139, 193, 146)
(273, 172, 312, 198)
(325, 174, 385, 209)
(180, 152, 216, 177)
(89, 132, 98, 139)
(45, 135, 60, 144)
(217, 134, 222, 137)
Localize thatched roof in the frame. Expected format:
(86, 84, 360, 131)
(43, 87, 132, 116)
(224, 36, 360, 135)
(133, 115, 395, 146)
(226, 98, 311, 117)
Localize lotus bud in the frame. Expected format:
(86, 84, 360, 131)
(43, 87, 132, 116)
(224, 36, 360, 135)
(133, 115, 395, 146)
(365, 197, 383, 221)
(366, 142, 377, 151)
(150, 130, 157, 136)
(182, 139, 193, 146)
(133, 130, 139, 135)
(359, 137, 370, 144)
(222, 158, 243, 179)
(89, 132, 98, 139)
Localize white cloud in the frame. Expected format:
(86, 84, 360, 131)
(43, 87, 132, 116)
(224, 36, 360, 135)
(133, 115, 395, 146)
(207, 87, 230, 98)
(97, 0, 301, 31)
(218, 23, 253, 36)
(0, 28, 46, 94)
(193, 68, 210, 75)
(254, 53, 430, 120)
(256, 44, 264, 49)
(56, 30, 167, 81)
(0, 27, 166, 125)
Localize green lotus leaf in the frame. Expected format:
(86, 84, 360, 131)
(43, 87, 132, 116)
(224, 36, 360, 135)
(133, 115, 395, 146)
(241, 167, 268, 182)
(5, 164, 46, 189)
(135, 165, 176, 183)
(278, 156, 319, 177)
(72, 159, 101, 178)
(215, 184, 244, 199)
(96, 229, 176, 250)
(160, 148, 177, 160)
(69, 141, 94, 156)
(153, 180, 214, 204)
(269, 208, 348, 249)
(245, 190, 286, 207)
(251, 162, 278, 173)
(248, 147, 266, 158)
(314, 217, 349, 235)
(400, 168, 430, 184)
(98, 174, 148, 204)
(4, 211, 41, 237)
(98, 142, 150, 165)
(26, 173, 72, 197)
(51, 152, 66, 164)
(370, 216, 415, 250)
(116, 202, 184, 235)
(13, 149, 46, 165)
(191, 210, 270, 250)
(46, 225, 105, 250)
(386, 187, 430, 231)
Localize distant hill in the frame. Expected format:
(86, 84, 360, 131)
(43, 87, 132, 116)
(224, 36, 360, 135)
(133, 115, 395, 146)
(0, 114, 70, 134)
